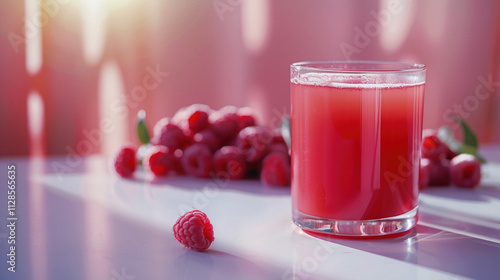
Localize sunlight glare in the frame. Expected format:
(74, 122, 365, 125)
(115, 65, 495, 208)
(82, 0, 106, 65)
(25, 0, 42, 74)
(379, 0, 416, 52)
(242, 0, 270, 54)
(27, 91, 46, 156)
(98, 61, 128, 156)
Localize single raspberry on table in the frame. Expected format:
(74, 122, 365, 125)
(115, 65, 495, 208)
(260, 152, 291, 186)
(449, 153, 481, 189)
(172, 104, 212, 133)
(114, 146, 137, 177)
(151, 117, 190, 150)
(143, 145, 179, 177)
(209, 106, 240, 141)
(236, 126, 274, 164)
(181, 143, 213, 178)
(213, 146, 247, 179)
(173, 210, 214, 252)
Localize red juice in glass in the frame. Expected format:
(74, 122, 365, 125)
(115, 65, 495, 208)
(290, 61, 425, 237)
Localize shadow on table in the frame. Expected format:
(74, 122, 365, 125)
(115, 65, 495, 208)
(303, 225, 500, 280)
(476, 184, 500, 199)
(172, 249, 277, 280)
(420, 187, 488, 202)
(8, 182, 282, 280)
(143, 173, 291, 196)
(420, 182, 500, 202)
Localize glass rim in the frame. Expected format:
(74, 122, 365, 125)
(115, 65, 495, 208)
(291, 60, 426, 74)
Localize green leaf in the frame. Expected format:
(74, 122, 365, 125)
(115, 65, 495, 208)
(452, 116, 478, 153)
(450, 116, 486, 163)
(280, 116, 291, 151)
(137, 110, 150, 144)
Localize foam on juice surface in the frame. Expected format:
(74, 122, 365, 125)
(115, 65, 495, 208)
(291, 73, 424, 88)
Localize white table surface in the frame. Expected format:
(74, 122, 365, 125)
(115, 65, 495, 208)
(1, 145, 500, 280)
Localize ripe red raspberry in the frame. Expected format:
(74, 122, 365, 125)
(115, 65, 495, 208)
(260, 152, 291, 186)
(172, 104, 212, 133)
(181, 144, 213, 178)
(428, 158, 451, 186)
(114, 146, 137, 177)
(143, 146, 178, 177)
(449, 154, 481, 189)
(173, 210, 214, 252)
(213, 146, 247, 179)
(236, 126, 273, 164)
(236, 107, 257, 130)
(151, 118, 190, 150)
(419, 158, 431, 189)
(421, 129, 447, 160)
(193, 129, 222, 151)
(209, 106, 240, 141)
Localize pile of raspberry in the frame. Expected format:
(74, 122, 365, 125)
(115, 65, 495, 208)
(113, 104, 290, 186)
(419, 129, 481, 189)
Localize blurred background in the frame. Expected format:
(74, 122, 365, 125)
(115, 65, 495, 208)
(1, 0, 499, 158)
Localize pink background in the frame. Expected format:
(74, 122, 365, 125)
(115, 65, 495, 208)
(1, 0, 499, 157)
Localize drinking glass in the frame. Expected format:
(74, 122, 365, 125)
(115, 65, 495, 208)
(291, 61, 426, 237)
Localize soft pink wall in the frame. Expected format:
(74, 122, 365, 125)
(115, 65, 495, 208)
(0, 1, 30, 156)
(0, 0, 499, 157)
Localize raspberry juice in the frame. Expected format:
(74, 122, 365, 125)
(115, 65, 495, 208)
(290, 62, 425, 236)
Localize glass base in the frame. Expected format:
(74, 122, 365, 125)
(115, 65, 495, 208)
(293, 206, 418, 237)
